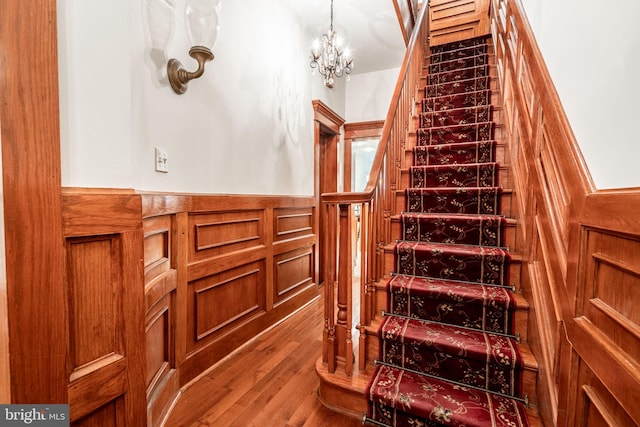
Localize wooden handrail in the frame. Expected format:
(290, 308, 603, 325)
(320, 3, 430, 375)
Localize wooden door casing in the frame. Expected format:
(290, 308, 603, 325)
(1, 0, 67, 407)
(313, 100, 345, 287)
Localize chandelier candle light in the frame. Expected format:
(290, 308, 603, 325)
(310, 0, 354, 88)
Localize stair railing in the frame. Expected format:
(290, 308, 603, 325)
(320, 3, 430, 376)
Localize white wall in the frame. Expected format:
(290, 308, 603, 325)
(345, 67, 399, 123)
(58, 0, 343, 195)
(520, 0, 640, 189)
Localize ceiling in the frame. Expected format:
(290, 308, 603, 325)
(281, 0, 408, 74)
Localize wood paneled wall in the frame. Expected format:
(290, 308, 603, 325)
(61, 190, 318, 426)
(429, 0, 491, 46)
(62, 191, 147, 426)
(490, 1, 640, 425)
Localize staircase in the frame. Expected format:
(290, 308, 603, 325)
(363, 36, 539, 427)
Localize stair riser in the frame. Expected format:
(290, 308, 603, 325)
(430, 38, 493, 55)
(419, 105, 494, 129)
(401, 165, 509, 190)
(422, 91, 492, 114)
(419, 63, 496, 90)
(391, 216, 517, 251)
(424, 76, 493, 98)
(515, 303, 529, 343)
(388, 292, 516, 333)
(429, 44, 489, 63)
(380, 340, 524, 398)
(362, 332, 536, 405)
(394, 246, 510, 287)
(395, 189, 514, 217)
(417, 122, 494, 146)
(404, 141, 507, 167)
(422, 46, 496, 75)
(428, 54, 489, 74)
(381, 255, 526, 328)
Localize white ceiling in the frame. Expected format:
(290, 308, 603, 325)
(281, 0, 407, 74)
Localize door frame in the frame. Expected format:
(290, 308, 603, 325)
(342, 120, 385, 192)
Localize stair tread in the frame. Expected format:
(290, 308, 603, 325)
(380, 273, 528, 302)
(387, 274, 516, 301)
(392, 212, 515, 223)
(378, 315, 528, 398)
(394, 240, 510, 256)
(386, 274, 520, 335)
(380, 315, 523, 363)
(384, 240, 521, 255)
(367, 364, 530, 427)
(382, 274, 528, 300)
(365, 315, 536, 371)
(408, 161, 499, 169)
(398, 186, 513, 194)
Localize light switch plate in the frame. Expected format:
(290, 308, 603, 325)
(155, 147, 168, 173)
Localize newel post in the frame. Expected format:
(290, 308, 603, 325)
(335, 203, 354, 376)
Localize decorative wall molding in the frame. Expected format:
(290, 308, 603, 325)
(61, 189, 318, 426)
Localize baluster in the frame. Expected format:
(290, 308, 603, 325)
(360, 202, 371, 326)
(358, 202, 373, 371)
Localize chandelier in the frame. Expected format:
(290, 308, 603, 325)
(310, 0, 354, 88)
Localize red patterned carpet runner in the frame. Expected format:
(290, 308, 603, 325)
(366, 364, 529, 427)
(365, 36, 530, 427)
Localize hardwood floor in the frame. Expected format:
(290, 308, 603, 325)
(165, 288, 363, 427)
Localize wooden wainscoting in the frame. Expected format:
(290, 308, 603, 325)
(570, 191, 640, 426)
(490, 0, 640, 425)
(61, 190, 318, 426)
(143, 214, 179, 427)
(62, 191, 147, 426)
(169, 197, 318, 387)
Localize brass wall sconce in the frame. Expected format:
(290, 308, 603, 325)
(167, 0, 221, 94)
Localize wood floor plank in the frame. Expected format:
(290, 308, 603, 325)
(166, 291, 362, 427)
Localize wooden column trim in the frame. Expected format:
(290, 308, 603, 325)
(312, 100, 345, 134)
(0, 0, 67, 402)
(312, 100, 345, 286)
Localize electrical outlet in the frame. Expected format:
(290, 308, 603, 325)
(155, 147, 169, 173)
